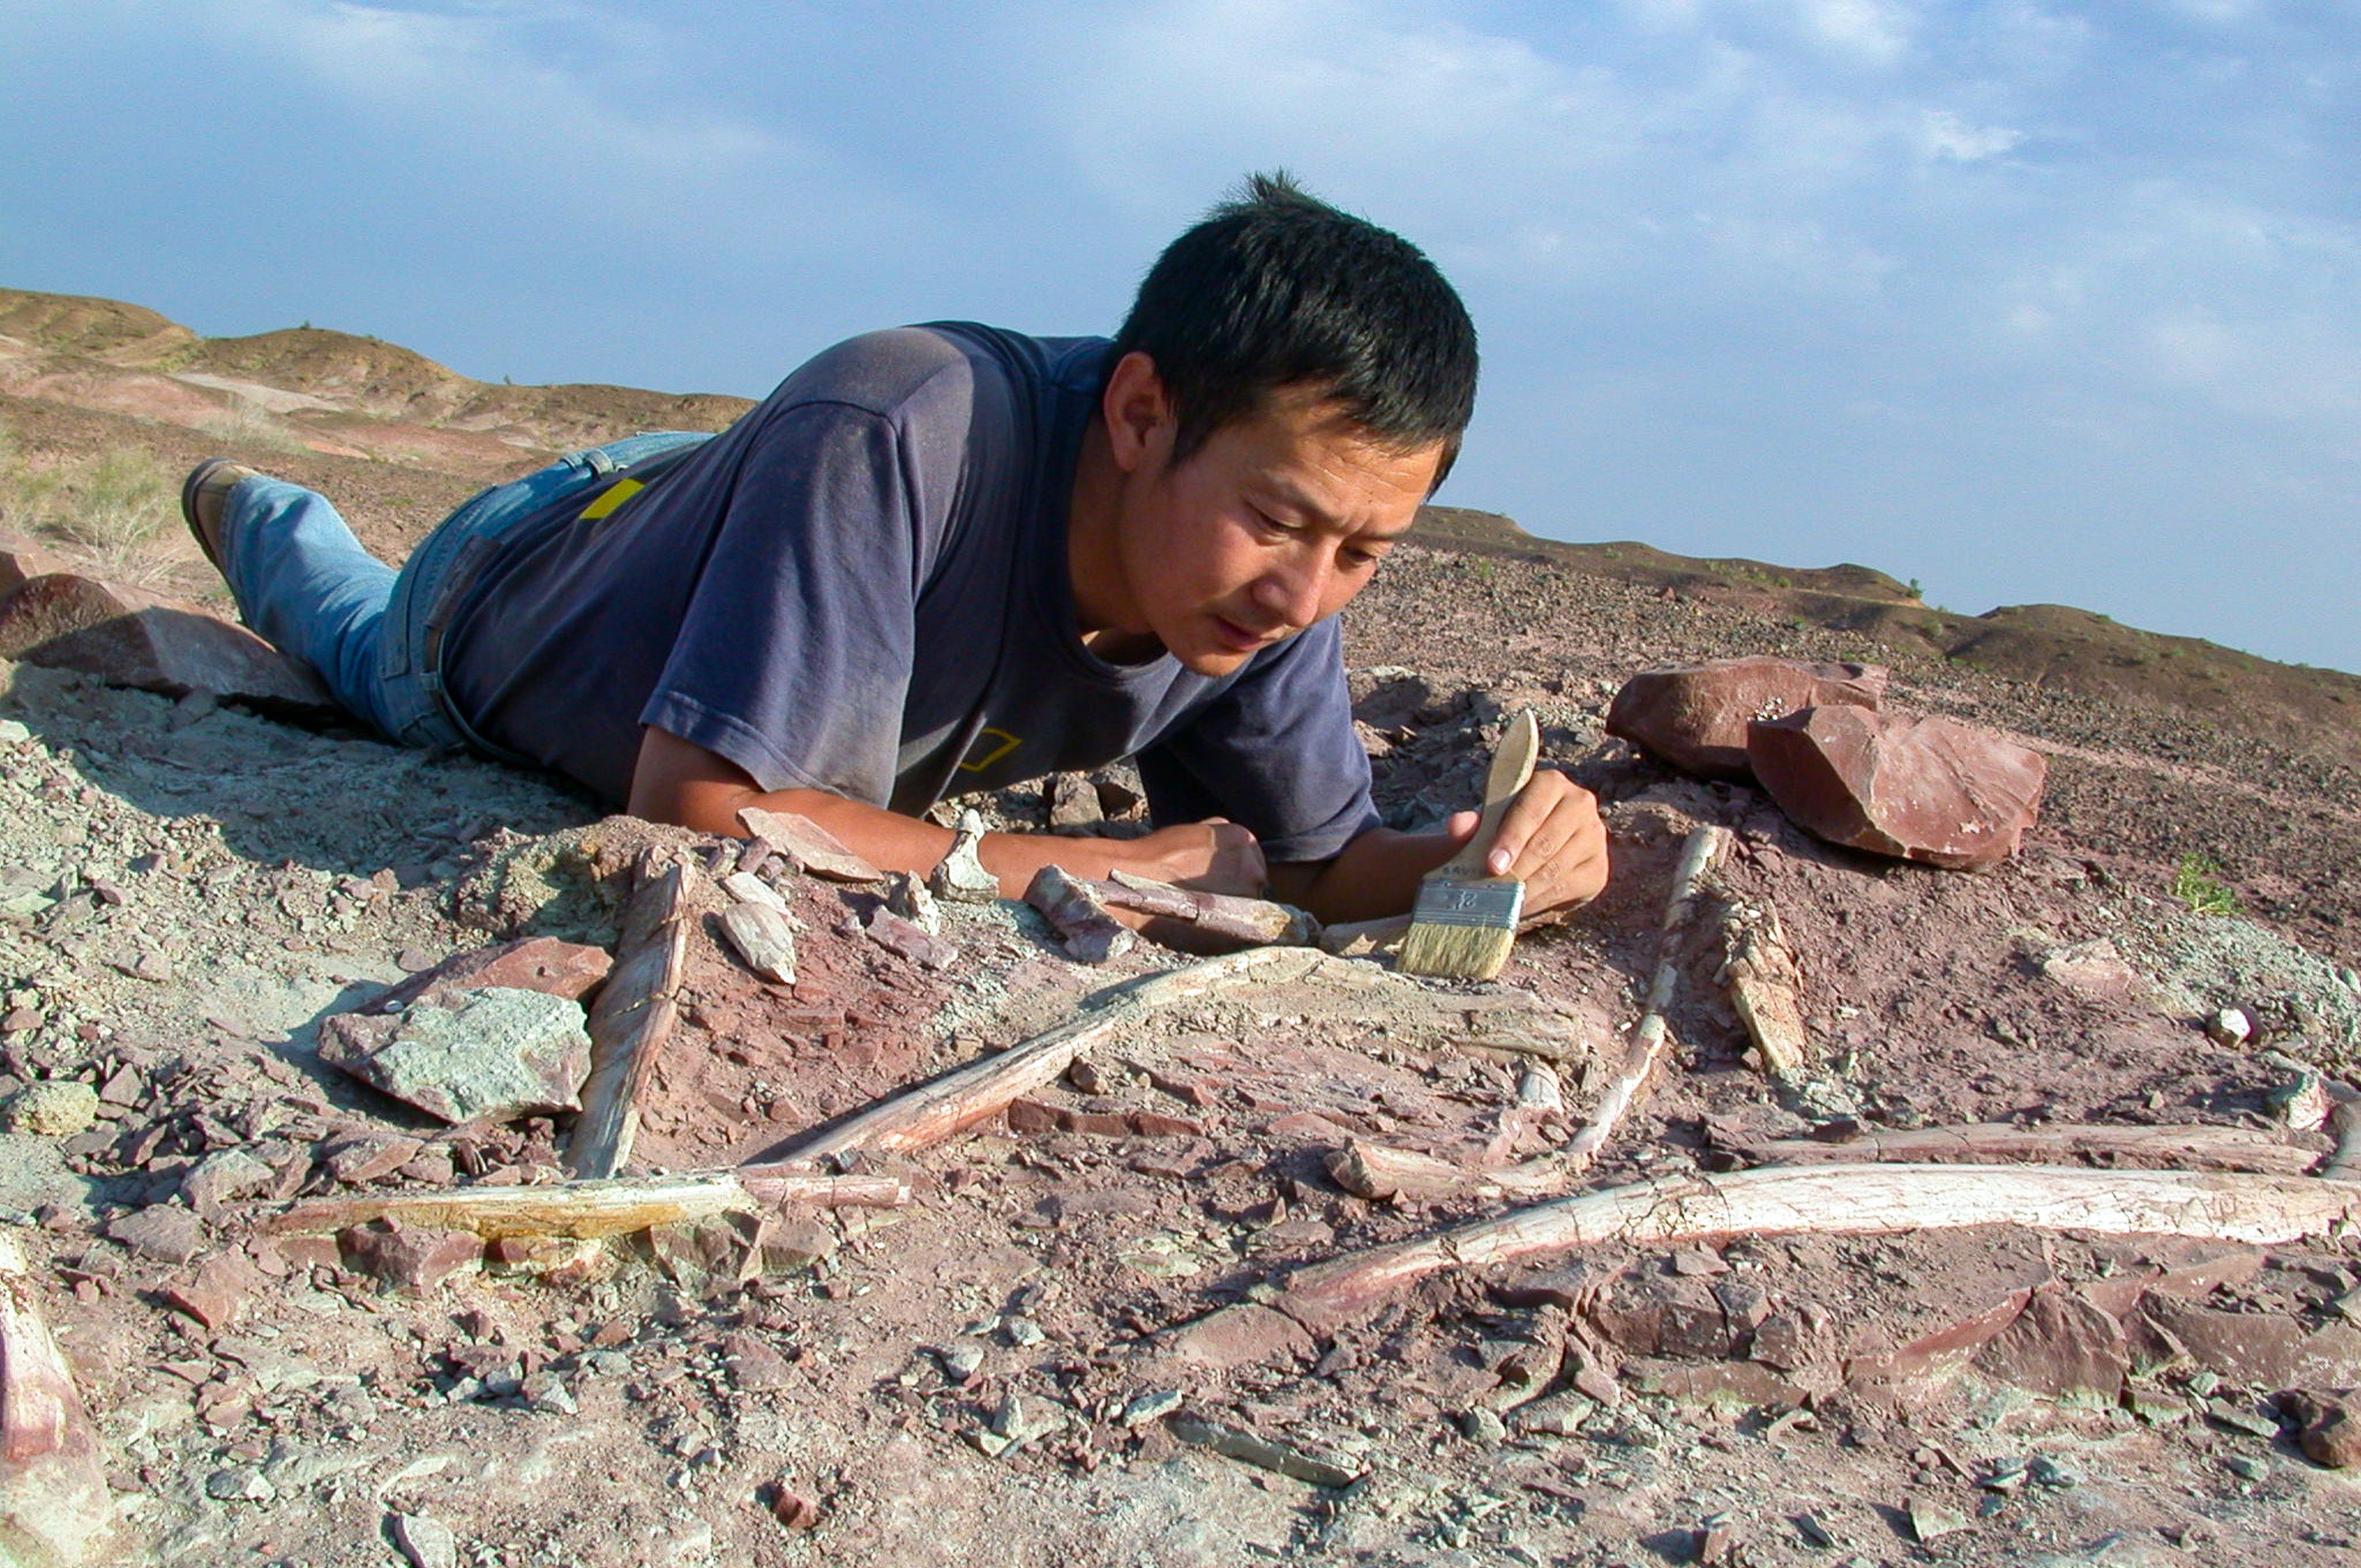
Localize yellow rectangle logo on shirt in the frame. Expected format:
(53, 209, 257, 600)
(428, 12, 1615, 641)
(579, 477, 644, 520)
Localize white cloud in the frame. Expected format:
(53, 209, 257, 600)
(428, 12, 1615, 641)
(212, 1, 791, 182)
(1792, 0, 1917, 66)
(1917, 108, 2023, 162)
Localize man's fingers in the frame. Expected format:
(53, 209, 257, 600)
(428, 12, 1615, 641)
(1481, 779, 1564, 876)
(1480, 774, 1609, 910)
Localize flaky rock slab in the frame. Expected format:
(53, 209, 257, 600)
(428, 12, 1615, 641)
(0, 572, 335, 716)
(318, 986, 592, 1124)
(1747, 706, 2046, 871)
(1607, 656, 1885, 781)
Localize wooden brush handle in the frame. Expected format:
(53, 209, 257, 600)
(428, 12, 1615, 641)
(1440, 711, 1540, 876)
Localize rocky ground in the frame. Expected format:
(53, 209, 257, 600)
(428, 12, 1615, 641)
(3, 533, 2360, 1567)
(3, 286, 2361, 1567)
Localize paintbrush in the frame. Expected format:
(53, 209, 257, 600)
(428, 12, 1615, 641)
(1397, 710, 1541, 981)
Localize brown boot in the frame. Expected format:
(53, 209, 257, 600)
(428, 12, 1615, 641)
(179, 458, 262, 574)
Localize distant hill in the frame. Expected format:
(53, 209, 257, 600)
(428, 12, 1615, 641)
(3, 284, 2354, 764)
(1413, 504, 2360, 767)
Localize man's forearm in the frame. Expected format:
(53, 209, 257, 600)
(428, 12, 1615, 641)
(627, 726, 1264, 897)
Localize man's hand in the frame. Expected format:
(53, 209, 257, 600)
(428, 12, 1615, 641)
(1121, 818, 1267, 897)
(1270, 768, 1609, 927)
(1443, 768, 1609, 920)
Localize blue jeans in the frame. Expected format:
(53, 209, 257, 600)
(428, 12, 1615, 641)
(216, 432, 712, 749)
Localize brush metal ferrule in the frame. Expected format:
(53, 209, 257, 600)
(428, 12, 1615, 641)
(1409, 874, 1525, 929)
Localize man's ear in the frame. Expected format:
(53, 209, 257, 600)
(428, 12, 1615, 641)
(1102, 351, 1174, 475)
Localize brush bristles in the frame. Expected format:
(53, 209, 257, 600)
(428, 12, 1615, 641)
(1397, 873, 1526, 980)
(1396, 918, 1519, 981)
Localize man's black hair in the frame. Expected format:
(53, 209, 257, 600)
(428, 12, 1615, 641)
(1111, 171, 1478, 483)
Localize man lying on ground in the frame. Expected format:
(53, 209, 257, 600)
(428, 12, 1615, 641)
(182, 173, 1608, 927)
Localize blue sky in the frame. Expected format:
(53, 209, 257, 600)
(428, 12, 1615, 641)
(5, 0, 2357, 673)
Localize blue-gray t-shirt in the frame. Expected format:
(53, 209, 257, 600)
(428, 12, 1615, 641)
(436, 323, 1381, 863)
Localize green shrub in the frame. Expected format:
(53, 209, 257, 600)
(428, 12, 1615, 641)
(2171, 853, 2241, 917)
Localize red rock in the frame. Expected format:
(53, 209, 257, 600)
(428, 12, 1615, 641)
(1631, 1359, 1800, 1409)
(1129, 1112, 1206, 1140)
(1263, 1110, 1354, 1140)
(338, 1220, 482, 1291)
(104, 1205, 205, 1265)
(1971, 1286, 2128, 1401)
(1747, 706, 2046, 871)
(2280, 1388, 2361, 1468)
(0, 532, 71, 595)
(1846, 1289, 2029, 1391)
(862, 908, 958, 970)
(96, 1066, 144, 1108)
(1146, 1070, 1217, 1109)
(719, 1330, 796, 1391)
(1005, 1098, 1064, 1134)
(1493, 1263, 1603, 1313)
(320, 1132, 424, 1185)
(267, 1234, 343, 1274)
(359, 938, 613, 1017)
(2146, 1245, 2266, 1300)
(768, 1483, 823, 1530)
(1606, 657, 1885, 781)
(1714, 1280, 1772, 1337)
(753, 1216, 836, 1275)
(0, 573, 335, 715)
(1160, 1303, 1316, 1370)
(162, 1254, 264, 1331)
(736, 807, 883, 882)
(2130, 1297, 2361, 1388)
(1586, 1274, 1733, 1360)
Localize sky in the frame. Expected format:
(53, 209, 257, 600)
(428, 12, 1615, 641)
(3, 0, 2357, 674)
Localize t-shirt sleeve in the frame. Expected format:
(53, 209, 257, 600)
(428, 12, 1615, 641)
(1134, 618, 1381, 864)
(638, 400, 934, 802)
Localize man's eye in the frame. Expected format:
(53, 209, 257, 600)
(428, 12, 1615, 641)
(1250, 507, 1297, 534)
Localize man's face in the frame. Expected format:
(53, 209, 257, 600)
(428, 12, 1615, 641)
(1101, 381, 1444, 677)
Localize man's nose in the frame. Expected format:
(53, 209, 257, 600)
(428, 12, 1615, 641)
(1255, 551, 1332, 630)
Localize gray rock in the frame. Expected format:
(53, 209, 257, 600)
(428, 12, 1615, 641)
(516, 1371, 578, 1415)
(929, 810, 1001, 904)
(181, 1147, 277, 1210)
(1121, 1389, 1182, 1426)
(991, 1391, 1066, 1447)
(719, 870, 788, 913)
(391, 1512, 459, 1568)
(1460, 1408, 1508, 1446)
(718, 902, 798, 985)
(0, 1132, 95, 1213)
(1, 1080, 100, 1137)
(203, 1467, 274, 1503)
(934, 1342, 987, 1380)
(316, 987, 590, 1125)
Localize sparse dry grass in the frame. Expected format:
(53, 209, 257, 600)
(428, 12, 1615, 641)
(195, 398, 309, 454)
(0, 425, 196, 590)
